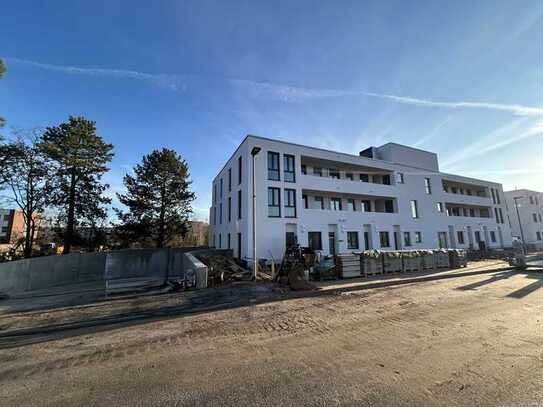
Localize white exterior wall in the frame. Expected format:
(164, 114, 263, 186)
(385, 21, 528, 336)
(210, 135, 513, 264)
(504, 190, 543, 250)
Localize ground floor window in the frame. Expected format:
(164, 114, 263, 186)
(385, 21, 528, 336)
(490, 231, 497, 243)
(308, 232, 322, 251)
(227, 233, 231, 249)
(237, 233, 242, 259)
(537, 231, 542, 241)
(347, 232, 359, 250)
(379, 231, 390, 248)
(403, 231, 411, 247)
(457, 231, 465, 245)
(414, 232, 422, 243)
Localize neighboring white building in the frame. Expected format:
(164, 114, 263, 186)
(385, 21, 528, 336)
(504, 189, 543, 251)
(209, 135, 512, 264)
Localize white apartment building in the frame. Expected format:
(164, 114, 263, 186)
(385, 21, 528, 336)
(504, 189, 543, 251)
(209, 135, 512, 264)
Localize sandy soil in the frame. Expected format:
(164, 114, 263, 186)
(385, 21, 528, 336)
(1, 264, 543, 406)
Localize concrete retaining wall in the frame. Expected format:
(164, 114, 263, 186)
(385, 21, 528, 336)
(0, 247, 211, 296)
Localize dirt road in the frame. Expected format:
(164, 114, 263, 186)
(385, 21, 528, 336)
(1, 267, 543, 406)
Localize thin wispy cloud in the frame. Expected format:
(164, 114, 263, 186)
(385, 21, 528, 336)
(6, 57, 543, 117)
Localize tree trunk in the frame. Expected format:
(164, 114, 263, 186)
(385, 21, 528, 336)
(63, 168, 77, 254)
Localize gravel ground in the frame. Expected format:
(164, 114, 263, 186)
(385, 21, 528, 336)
(1, 263, 543, 406)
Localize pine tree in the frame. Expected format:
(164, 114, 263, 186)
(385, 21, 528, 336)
(39, 116, 114, 254)
(115, 148, 195, 248)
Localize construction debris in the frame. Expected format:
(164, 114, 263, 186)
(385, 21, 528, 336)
(195, 254, 252, 286)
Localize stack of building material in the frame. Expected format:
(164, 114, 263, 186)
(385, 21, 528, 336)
(402, 251, 422, 273)
(105, 277, 166, 296)
(336, 253, 362, 278)
(383, 251, 403, 273)
(420, 250, 436, 270)
(434, 249, 451, 268)
(449, 250, 468, 268)
(361, 251, 384, 276)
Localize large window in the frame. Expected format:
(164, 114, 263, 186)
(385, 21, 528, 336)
(361, 200, 371, 212)
(457, 231, 465, 245)
(382, 174, 391, 185)
(238, 156, 242, 184)
(397, 173, 405, 184)
(360, 174, 369, 182)
(220, 178, 223, 197)
(490, 231, 497, 243)
(533, 213, 538, 222)
(347, 198, 356, 211)
(313, 167, 323, 177)
(314, 196, 324, 209)
(403, 232, 411, 247)
(424, 178, 432, 194)
(379, 231, 390, 248)
(331, 197, 342, 211)
(228, 168, 232, 192)
(437, 202, 444, 212)
(301, 164, 307, 175)
(268, 187, 281, 217)
(284, 189, 296, 218)
(347, 232, 359, 250)
(268, 152, 280, 181)
(329, 169, 340, 179)
(308, 232, 322, 250)
(302, 194, 308, 209)
(219, 203, 223, 224)
(414, 232, 422, 243)
(537, 231, 542, 241)
(385, 200, 394, 213)
(237, 190, 242, 219)
(410, 200, 419, 218)
(284, 155, 295, 182)
(228, 197, 231, 222)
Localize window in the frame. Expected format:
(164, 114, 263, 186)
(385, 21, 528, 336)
(467, 189, 472, 196)
(268, 152, 280, 181)
(530, 196, 535, 205)
(212, 234, 216, 247)
(220, 178, 223, 197)
(284, 189, 296, 218)
(382, 174, 391, 185)
(491, 189, 497, 204)
(286, 232, 296, 248)
(474, 231, 481, 243)
(331, 197, 342, 211)
(228, 197, 231, 222)
(490, 231, 497, 243)
(361, 200, 371, 212)
(364, 232, 370, 250)
(213, 183, 217, 204)
(457, 231, 465, 245)
(219, 203, 222, 224)
(1, 226, 8, 233)
(469, 208, 475, 217)
(347, 198, 356, 211)
(414, 232, 422, 243)
(237, 190, 242, 219)
(360, 174, 369, 182)
(329, 169, 340, 179)
(237, 233, 242, 259)
(410, 200, 419, 218)
(238, 156, 242, 184)
(314, 196, 324, 209)
(346, 172, 354, 181)
(537, 232, 542, 241)
(539, 214, 542, 223)
(213, 206, 217, 225)
(403, 232, 411, 247)
(228, 168, 232, 192)
(534, 213, 538, 222)
(424, 178, 432, 194)
(347, 232, 359, 250)
(219, 233, 222, 248)
(379, 231, 390, 248)
(284, 154, 295, 182)
(437, 202, 444, 213)
(302, 194, 308, 209)
(452, 207, 460, 217)
(397, 173, 405, 184)
(268, 187, 281, 217)
(385, 200, 394, 213)
(301, 164, 307, 175)
(227, 233, 231, 249)
(313, 167, 322, 177)
(494, 208, 500, 223)
(308, 232, 322, 250)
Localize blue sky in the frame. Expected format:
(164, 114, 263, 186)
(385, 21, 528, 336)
(1, 0, 543, 221)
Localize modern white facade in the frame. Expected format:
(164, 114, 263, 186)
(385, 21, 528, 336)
(209, 135, 512, 263)
(504, 189, 543, 251)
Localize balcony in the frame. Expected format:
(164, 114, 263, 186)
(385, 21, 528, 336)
(300, 173, 396, 198)
(443, 191, 492, 207)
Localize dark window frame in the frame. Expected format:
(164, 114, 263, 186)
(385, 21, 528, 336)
(284, 154, 296, 183)
(308, 232, 323, 251)
(268, 187, 281, 217)
(284, 188, 297, 218)
(347, 231, 359, 250)
(268, 152, 280, 181)
(379, 231, 390, 248)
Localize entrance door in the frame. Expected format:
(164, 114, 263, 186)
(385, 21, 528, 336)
(285, 232, 296, 248)
(328, 232, 336, 256)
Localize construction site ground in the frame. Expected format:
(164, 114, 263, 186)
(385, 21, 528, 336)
(2, 259, 543, 406)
